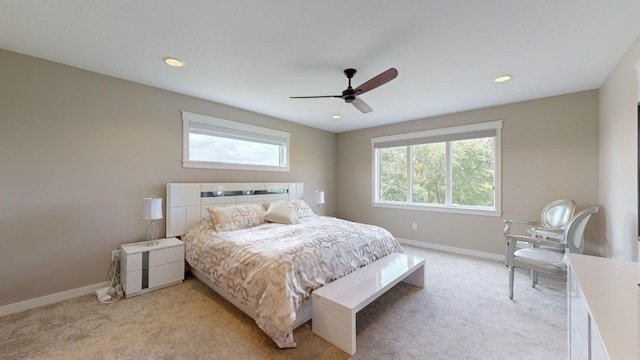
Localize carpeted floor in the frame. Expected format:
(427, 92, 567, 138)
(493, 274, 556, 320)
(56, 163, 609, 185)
(0, 246, 567, 359)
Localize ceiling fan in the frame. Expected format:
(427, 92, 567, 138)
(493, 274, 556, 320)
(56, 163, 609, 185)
(290, 67, 398, 113)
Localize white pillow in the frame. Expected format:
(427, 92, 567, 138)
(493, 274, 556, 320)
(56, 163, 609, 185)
(264, 202, 298, 224)
(206, 203, 266, 232)
(272, 199, 316, 219)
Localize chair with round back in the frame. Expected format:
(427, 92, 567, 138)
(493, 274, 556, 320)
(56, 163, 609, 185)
(528, 199, 576, 241)
(504, 205, 599, 300)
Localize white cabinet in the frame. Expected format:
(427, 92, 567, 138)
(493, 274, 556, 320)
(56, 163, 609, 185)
(567, 254, 639, 360)
(568, 263, 607, 359)
(120, 237, 184, 298)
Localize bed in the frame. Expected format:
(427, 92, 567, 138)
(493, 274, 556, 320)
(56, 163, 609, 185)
(166, 182, 403, 348)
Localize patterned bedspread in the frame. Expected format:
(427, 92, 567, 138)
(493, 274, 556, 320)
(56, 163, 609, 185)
(183, 215, 402, 348)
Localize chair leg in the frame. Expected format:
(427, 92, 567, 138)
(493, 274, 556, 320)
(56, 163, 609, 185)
(530, 270, 538, 288)
(509, 266, 514, 300)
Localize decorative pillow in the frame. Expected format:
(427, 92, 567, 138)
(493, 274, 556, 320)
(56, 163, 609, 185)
(206, 203, 266, 232)
(264, 202, 298, 224)
(272, 199, 316, 219)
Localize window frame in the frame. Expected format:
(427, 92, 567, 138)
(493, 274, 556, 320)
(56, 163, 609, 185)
(182, 111, 290, 172)
(371, 120, 502, 217)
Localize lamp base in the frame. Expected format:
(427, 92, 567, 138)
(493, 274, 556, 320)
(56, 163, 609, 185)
(146, 220, 159, 247)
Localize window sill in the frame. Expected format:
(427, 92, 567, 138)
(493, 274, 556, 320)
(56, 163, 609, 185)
(372, 202, 502, 217)
(183, 160, 290, 172)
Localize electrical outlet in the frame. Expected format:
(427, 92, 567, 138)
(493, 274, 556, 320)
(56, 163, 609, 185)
(111, 249, 118, 261)
(412, 223, 418, 231)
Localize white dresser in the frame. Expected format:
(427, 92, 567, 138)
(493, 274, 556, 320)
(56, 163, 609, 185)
(120, 237, 185, 298)
(567, 253, 639, 359)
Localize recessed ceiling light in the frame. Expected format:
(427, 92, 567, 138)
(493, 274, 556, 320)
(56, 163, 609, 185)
(331, 115, 341, 119)
(494, 75, 512, 83)
(163, 57, 184, 68)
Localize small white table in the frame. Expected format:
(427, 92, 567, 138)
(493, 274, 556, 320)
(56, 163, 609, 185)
(312, 253, 425, 354)
(120, 237, 185, 298)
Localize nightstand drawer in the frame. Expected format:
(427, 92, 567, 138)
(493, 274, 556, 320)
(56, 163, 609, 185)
(150, 246, 183, 267)
(123, 253, 143, 272)
(149, 260, 184, 288)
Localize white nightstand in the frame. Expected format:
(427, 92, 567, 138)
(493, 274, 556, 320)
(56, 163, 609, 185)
(119, 237, 184, 298)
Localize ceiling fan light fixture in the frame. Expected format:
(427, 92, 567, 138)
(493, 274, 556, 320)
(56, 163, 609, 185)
(494, 75, 512, 83)
(163, 57, 185, 68)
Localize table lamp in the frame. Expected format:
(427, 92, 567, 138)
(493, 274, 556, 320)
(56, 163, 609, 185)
(315, 190, 325, 216)
(143, 196, 163, 246)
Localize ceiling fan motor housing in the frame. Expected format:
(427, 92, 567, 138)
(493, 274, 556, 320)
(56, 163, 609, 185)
(342, 89, 357, 102)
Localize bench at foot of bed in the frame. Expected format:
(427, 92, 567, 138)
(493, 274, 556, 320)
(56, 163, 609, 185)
(311, 252, 425, 355)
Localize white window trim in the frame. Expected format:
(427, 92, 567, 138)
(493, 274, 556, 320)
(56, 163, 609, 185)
(182, 111, 290, 172)
(371, 120, 502, 217)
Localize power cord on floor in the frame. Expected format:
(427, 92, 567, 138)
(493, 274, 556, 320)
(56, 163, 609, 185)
(95, 249, 124, 304)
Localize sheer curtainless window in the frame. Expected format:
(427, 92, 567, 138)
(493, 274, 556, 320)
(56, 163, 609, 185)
(182, 111, 290, 171)
(372, 120, 502, 217)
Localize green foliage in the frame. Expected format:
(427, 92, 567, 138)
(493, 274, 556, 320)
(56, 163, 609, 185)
(451, 138, 495, 207)
(412, 143, 445, 204)
(379, 147, 407, 201)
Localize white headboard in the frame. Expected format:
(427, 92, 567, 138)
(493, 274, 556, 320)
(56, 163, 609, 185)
(166, 182, 304, 237)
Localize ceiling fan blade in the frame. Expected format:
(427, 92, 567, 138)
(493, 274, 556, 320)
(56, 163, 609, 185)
(351, 97, 373, 113)
(354, 68, 398, 95)
(290, 95, 342, 99)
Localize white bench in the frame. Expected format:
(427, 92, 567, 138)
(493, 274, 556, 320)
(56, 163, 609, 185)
(311, 252, 425, 354)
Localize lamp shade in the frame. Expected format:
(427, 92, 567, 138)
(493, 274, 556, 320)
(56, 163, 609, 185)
(314, 191, 325, 204)
(143, 197, 163, 220)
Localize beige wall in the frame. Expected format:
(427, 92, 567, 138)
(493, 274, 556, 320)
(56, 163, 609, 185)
(599, 35, 640, 261)
(336, 91, 600, 257)
(0, 49, 337, 307)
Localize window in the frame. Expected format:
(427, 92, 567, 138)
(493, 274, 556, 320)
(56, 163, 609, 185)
(372, 120, 502, 216)
(182, 111, 290, 171)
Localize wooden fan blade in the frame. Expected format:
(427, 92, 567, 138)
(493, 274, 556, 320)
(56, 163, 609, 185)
(290, 95, 342, 99)
(354, 68, 398, 95)
(351, 97, 373, 113)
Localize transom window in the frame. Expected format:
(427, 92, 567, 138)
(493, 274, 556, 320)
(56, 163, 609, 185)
(182, 111, 290, 172)
(372, 120, 502, 216)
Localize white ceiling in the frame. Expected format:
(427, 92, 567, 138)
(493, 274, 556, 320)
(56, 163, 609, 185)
(2, 1, 640, 133)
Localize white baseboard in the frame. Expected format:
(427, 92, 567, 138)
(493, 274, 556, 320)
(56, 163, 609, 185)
(0, 281, 110, 317)
(397, 238, 505, 262)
